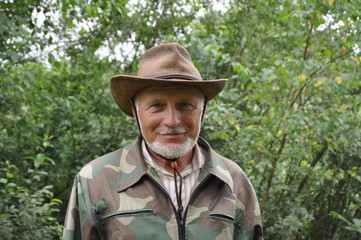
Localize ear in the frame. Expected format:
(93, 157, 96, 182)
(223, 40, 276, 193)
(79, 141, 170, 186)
(130, 99, 142, 133)
(201, 100, 207, 122)
(130, 101, 137, 120)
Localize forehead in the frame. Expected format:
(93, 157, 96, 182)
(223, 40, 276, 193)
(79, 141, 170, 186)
(135, 84, 205, 102)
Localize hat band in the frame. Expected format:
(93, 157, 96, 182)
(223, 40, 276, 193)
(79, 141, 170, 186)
(155, 74, 198, 80)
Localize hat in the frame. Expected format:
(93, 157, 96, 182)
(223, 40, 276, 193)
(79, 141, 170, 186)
(110, 43, 228, 117)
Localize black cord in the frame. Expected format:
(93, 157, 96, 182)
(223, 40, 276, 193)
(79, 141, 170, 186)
(173, 167, 183, 221)
(131, 99, 143, 138)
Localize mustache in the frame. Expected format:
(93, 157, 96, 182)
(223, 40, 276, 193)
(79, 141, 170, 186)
(159, 127, 186, 135)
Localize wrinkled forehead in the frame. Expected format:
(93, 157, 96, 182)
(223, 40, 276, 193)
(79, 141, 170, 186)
(134, 84, 205, 102)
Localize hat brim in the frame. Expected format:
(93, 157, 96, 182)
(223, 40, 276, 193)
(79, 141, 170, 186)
(110, 74, 228, 117)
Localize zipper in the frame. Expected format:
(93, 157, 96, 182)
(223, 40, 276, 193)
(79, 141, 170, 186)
(209, 213, 242, 228)
(182, 174, 211, 238)
(147, 172, 213, 240)
(145, 173, 184, 239)
(99, 209, 155, 222)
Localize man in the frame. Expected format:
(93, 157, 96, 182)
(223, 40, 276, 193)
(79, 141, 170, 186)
(63, 43, 263, 239)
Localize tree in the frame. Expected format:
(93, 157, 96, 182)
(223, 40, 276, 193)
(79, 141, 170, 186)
(192, 0, 361, 238)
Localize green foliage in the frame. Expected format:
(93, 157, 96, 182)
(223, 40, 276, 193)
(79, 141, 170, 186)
(197, 0, 361, 239)
(1, 0, 360, 239)
(0, 161, 62, 238)
(331, 211, 361, 234)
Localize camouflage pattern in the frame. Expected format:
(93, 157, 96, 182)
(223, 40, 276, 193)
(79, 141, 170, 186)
(63, 137, 263, 239)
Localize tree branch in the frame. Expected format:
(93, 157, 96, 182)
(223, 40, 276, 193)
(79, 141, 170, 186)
(261, 125, 288, 210)
(290, 48, 355, 108)
(303, 14, 316, 61)
(297, 141, 328, 193)
(261, 14, 318, 210)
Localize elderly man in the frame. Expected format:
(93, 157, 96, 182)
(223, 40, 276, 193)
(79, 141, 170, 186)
(63, 43, 262, 239)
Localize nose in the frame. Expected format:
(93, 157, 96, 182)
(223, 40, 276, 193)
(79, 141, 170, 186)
(163, 106, 181, 127)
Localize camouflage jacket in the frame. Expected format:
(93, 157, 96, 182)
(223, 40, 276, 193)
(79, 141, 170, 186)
(63, 137, 263, 240)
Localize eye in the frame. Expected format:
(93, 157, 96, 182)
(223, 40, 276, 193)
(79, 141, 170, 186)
(151, 103, 163, 108)
(178, 102, 193, 110)
(149, 103, 164, 111)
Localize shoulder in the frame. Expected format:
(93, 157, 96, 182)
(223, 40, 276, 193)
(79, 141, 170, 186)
(198, 138, 248, 180)
(77, 139, 141, 179)
(219, 155, 245, 176)
(215, 153, 254, 191)
(198, 138, 256, 196)
(73, 149, 124, 184)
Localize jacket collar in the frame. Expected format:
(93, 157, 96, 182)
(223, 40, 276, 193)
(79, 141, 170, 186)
(117, 137, 149, 192)
(197, 138, 234, 192)
(117, 137, 234, 193)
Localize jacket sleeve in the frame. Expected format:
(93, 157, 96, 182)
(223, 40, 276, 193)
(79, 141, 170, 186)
(62, 175, 91, 240)
(233, 215, 263, 240)
(231, 166, 263, 240)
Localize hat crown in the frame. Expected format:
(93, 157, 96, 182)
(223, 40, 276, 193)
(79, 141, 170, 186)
(137, 43, 202, 80)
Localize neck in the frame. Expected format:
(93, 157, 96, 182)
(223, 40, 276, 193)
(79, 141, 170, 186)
(147, 146, 194, 174)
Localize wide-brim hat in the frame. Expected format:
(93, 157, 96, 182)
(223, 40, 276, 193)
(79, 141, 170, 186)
(110, 43, 228, 117)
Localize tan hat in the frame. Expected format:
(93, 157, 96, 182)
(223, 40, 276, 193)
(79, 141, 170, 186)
(110, 43, 228, 117)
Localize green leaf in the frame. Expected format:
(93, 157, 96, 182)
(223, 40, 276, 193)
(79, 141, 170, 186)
(0, 213, 10, 218)
(0, 178, 8, 184)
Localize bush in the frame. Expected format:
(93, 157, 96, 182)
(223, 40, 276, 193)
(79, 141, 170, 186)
(0, 161, 62, 239)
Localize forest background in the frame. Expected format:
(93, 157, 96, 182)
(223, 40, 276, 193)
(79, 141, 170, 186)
(1, 0, 360, 239)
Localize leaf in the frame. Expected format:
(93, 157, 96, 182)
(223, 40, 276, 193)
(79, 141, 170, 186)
(314, 80, 325, 87)
(335, 77, 342, 84)
(330, 211, 351, 224)
(340, 104, 348, 110)
(298, 74, 306, 82)
(6, 173, 14, 179)
(352, 218, 361, 227)
(34, 153, 45, 168)
(0, 178, 8, 184)
(51, 198, 63, 204)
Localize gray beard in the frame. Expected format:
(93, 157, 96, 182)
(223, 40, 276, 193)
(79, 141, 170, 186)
(145, 136, 197, 159)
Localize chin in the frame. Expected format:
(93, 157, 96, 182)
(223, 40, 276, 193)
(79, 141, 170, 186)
(146, 137, 196, 159)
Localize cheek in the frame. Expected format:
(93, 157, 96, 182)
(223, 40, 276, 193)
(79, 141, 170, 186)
(139, 114, 162, 136)
(186, 115, 202, 135)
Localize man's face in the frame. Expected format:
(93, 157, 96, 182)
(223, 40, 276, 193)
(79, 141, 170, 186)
(133, 85, 205, 159)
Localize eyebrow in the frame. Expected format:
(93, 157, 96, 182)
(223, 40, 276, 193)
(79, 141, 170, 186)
(178, 98, 194, 102)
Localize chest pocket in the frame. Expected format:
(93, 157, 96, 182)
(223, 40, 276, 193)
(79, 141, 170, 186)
(100, 209, 155, 223)
(99, 209, 162, 240)
(100, 191, 156, 227)
(96, 189, 174, 240)
(209, 212, 242, 228)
